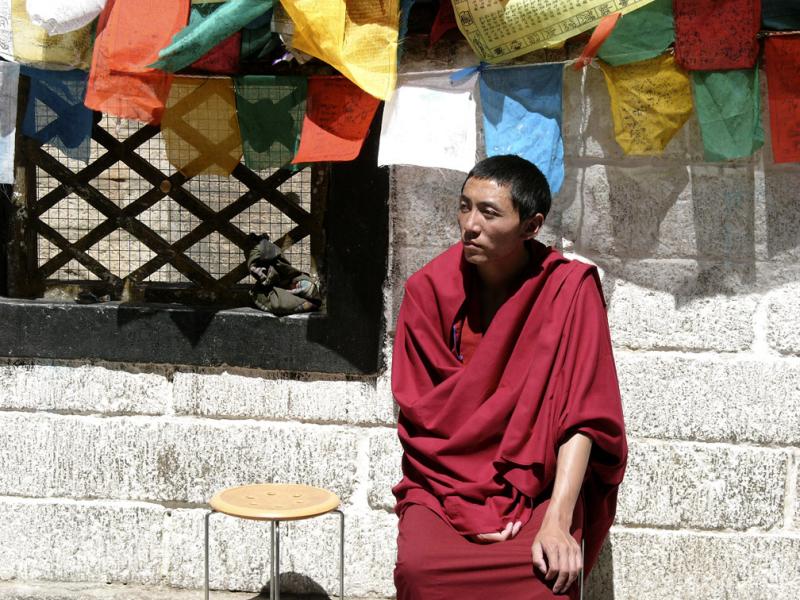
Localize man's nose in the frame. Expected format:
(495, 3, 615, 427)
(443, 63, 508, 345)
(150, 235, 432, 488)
(464, 209, 481, 234)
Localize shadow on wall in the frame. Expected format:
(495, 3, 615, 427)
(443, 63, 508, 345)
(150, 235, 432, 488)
(585, 540, 614, 600)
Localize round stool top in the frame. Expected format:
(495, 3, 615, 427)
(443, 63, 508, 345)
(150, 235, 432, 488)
(210, 483, 340, 521)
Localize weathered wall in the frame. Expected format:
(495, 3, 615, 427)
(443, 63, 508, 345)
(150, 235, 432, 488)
(2, 38, 800, 599)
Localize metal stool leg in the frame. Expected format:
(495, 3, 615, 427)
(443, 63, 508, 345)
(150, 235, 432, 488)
(204, 510, 213, 600)
(579, 538, 585, 600)
(270, 520, 281, 600)
(333, 510, 345, 599)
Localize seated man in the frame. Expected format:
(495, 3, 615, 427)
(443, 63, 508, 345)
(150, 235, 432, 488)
(392, 155, 627, 599)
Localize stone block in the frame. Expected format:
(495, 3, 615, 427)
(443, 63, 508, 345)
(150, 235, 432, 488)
(586, 529, 800, 600)
(0, 413, 360, 504)
(0, 365, 171, 415)
(0, 582, 269, 600)
(390, 167, 461, 248)
(767, 283, 800, 356)
(762, 167, 800, 262)
(617, 441, 787, 530)
(172, 372, 393, 426)
(0, 498, 164, 585)
(367, 428, 403, 511)
(617, 353, 800, 445)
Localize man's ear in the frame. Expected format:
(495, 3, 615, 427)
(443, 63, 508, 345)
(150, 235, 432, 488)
(521, 213, 545, 240)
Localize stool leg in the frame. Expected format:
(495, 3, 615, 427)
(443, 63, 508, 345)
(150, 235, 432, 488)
(579, 537, 585, 600)
(333, 510, 344, 600)
(204, 510, 213, 600)
(270, 520, 281, 600)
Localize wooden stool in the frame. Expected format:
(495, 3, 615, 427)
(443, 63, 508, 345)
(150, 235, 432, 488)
(204, 483, 344, 600)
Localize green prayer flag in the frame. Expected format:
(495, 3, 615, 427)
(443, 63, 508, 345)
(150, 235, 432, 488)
(597, 0, 674, 66)
(241, 11, 280, 62)
(234, 76, 307, 169)
(151, 0, 274, 72)
(691, 67, 764, 162)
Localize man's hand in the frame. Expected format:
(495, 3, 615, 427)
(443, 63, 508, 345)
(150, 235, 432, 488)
(531, 516, 582, 594)
(472, 520, 522, 543)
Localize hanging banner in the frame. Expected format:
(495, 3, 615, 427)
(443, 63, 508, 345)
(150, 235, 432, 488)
(241, 10, 277, 63)
(22, 67, 93, 163)
(599, 54, 693, 155)
(151, 0, 272, 73)
(479, 64, 564, 196)
(764, 35, 800, 163)
(430, 0, 457, 46)
(279, 0, 400, 100)
(0, 60, 19, 184)
(292, 76, 380, 164)
(597, 0, 673, 66)
(234, 75, 306, 169)
(85, 0, 189, 124)
(673, 0, 760, 71)
(451, 0, 655, 63)
(4, 0, 92, 69)
(187, 3, 241, 74)
(0, 0, 13, 60)
(378, 72, 477, 173)
(161, 77, 244, 177)
(762, 0, 800, 30)
(692, 67, 764, 162)
(25, 0, 106, 36)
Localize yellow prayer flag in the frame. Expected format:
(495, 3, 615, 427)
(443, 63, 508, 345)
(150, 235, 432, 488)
(279, 0, 399, 100)
(161, 77, 244, 177)
(599, 54, 693, 156)
(9, 0, 92, 69)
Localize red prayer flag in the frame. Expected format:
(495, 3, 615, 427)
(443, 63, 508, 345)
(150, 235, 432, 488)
(430, 0, 458, 46)
(765, 35, 800, 163)
(291, 76, 380, 164)
(191, 31, 242, 74)
(674, 0, 761, 70)
(573, 12, 621, 70)
(85, 0, 190, 124)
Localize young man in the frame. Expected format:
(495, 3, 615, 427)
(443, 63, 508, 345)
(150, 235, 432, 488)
(392, 155, 627, 599)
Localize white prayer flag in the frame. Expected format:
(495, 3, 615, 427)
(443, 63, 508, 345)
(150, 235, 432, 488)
(25, 0, 106, 35)
(0, 60, 20, 184)
(0, 0, 13, 61)
(378, 73, 478, 173)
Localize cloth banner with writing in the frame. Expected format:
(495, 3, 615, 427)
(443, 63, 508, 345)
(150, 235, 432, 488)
(152, 0, 272, 73)
(234, 76, 306, 169)
(85, 0, 189, 124)
(673, 0, 760, 71)
(292, 76, 380, 164)
(1, 0, 92, 69)
(764, 35, 800, 163)
(692, 67, 764, 162)
(0, 60, 19, 184)
(479, 64, 564, 196)
(762, 0, 800, 30)
(186, 3, 241, 74)
(161, 76, 243, 177)
(22, 67, 92, 162)
(599, 54, 693, 155)
(25, 0, 106, 35)
(597, 0, 674, 66)
(378, 72, 477, 173)
(279, 0, 400, 100)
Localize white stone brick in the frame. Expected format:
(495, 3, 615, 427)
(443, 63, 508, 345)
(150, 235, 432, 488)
(0, 582, 270, 600)
(0, 413, 360, 504)
(0, 365, 171, 415)
(390, 167, 461, 248)
(172, 372, 393, 426)
(761, 167, 800, 262)
(618, 353, 800, 445)
(618, 441, 787, 530)
(767, 283, 800, 356)
(367, 428, 403, 511)
(586, 529, 800, 600)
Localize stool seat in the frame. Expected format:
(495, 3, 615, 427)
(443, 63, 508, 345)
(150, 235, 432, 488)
(210, 483, 340, 521)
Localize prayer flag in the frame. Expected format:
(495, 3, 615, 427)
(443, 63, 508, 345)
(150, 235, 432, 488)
(430, 0, 457, 46)
(764, 35, 800, 163)
(762, 0, 800, 30)
(0, 0, 12, 60)
(599, 54, 693, 156)
(292, 76, 380, 164)
(0, 60, 19, 184)
(692, 67, 764, 162)
(161, 77, 244, 177)
(378, 72, 477, 173)
(186, 3, 241, 74)
(240, 10, 278, 63)
(279, 0, 400, 100)
(22, 67, 92, 163)
(479, 64, 565, 196)
(597, 0, 674, 66)
(234, 76, 306, 170)
(151, 0, 272, 73)
(673, 0, 760, 71)
(85, 0, 190, 124)
(25, 0, 105, 36)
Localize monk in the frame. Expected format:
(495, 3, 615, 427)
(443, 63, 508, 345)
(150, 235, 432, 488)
(392, 155, 627, 599)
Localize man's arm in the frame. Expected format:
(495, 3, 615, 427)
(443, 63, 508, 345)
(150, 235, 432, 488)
(532, 432, 592, 594)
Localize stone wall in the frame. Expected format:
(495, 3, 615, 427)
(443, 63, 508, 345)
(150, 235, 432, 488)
(2, 39, 800, 600)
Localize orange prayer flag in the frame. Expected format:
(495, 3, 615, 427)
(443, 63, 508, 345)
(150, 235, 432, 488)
(84, 0, 190, 124)
(291, 76, 380, 164)
(573, 12, 621, 70)
(765, 35, 800, 163)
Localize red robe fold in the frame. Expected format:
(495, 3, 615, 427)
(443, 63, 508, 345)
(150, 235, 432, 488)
(392, 242, 627, 575)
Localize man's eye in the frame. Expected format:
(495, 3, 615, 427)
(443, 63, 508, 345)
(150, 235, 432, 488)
(459, 203, 469, 212)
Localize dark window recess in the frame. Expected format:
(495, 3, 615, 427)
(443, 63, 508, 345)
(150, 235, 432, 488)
(0, 76, 389, 374)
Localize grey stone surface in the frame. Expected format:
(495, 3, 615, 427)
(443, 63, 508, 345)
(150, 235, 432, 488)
(390, 167, 461, 248)
(617, 353, 800, 445)
(0, 582, 281, 600)
(586, 529, 800, 600)
(762, 167, 800, 262)
(0, 413, 359, 504)
(767, 284, 800, 356)
(617, 441, 788, 530)
(367, 429, 403, 512)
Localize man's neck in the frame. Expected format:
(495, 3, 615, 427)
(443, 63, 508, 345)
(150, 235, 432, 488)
(476, 244, 531, 293)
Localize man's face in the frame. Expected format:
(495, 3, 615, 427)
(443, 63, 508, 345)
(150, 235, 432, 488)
(457, 177, 533, 265)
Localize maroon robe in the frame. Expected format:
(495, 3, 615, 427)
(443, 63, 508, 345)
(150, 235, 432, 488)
(392, 242, 627, 596)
